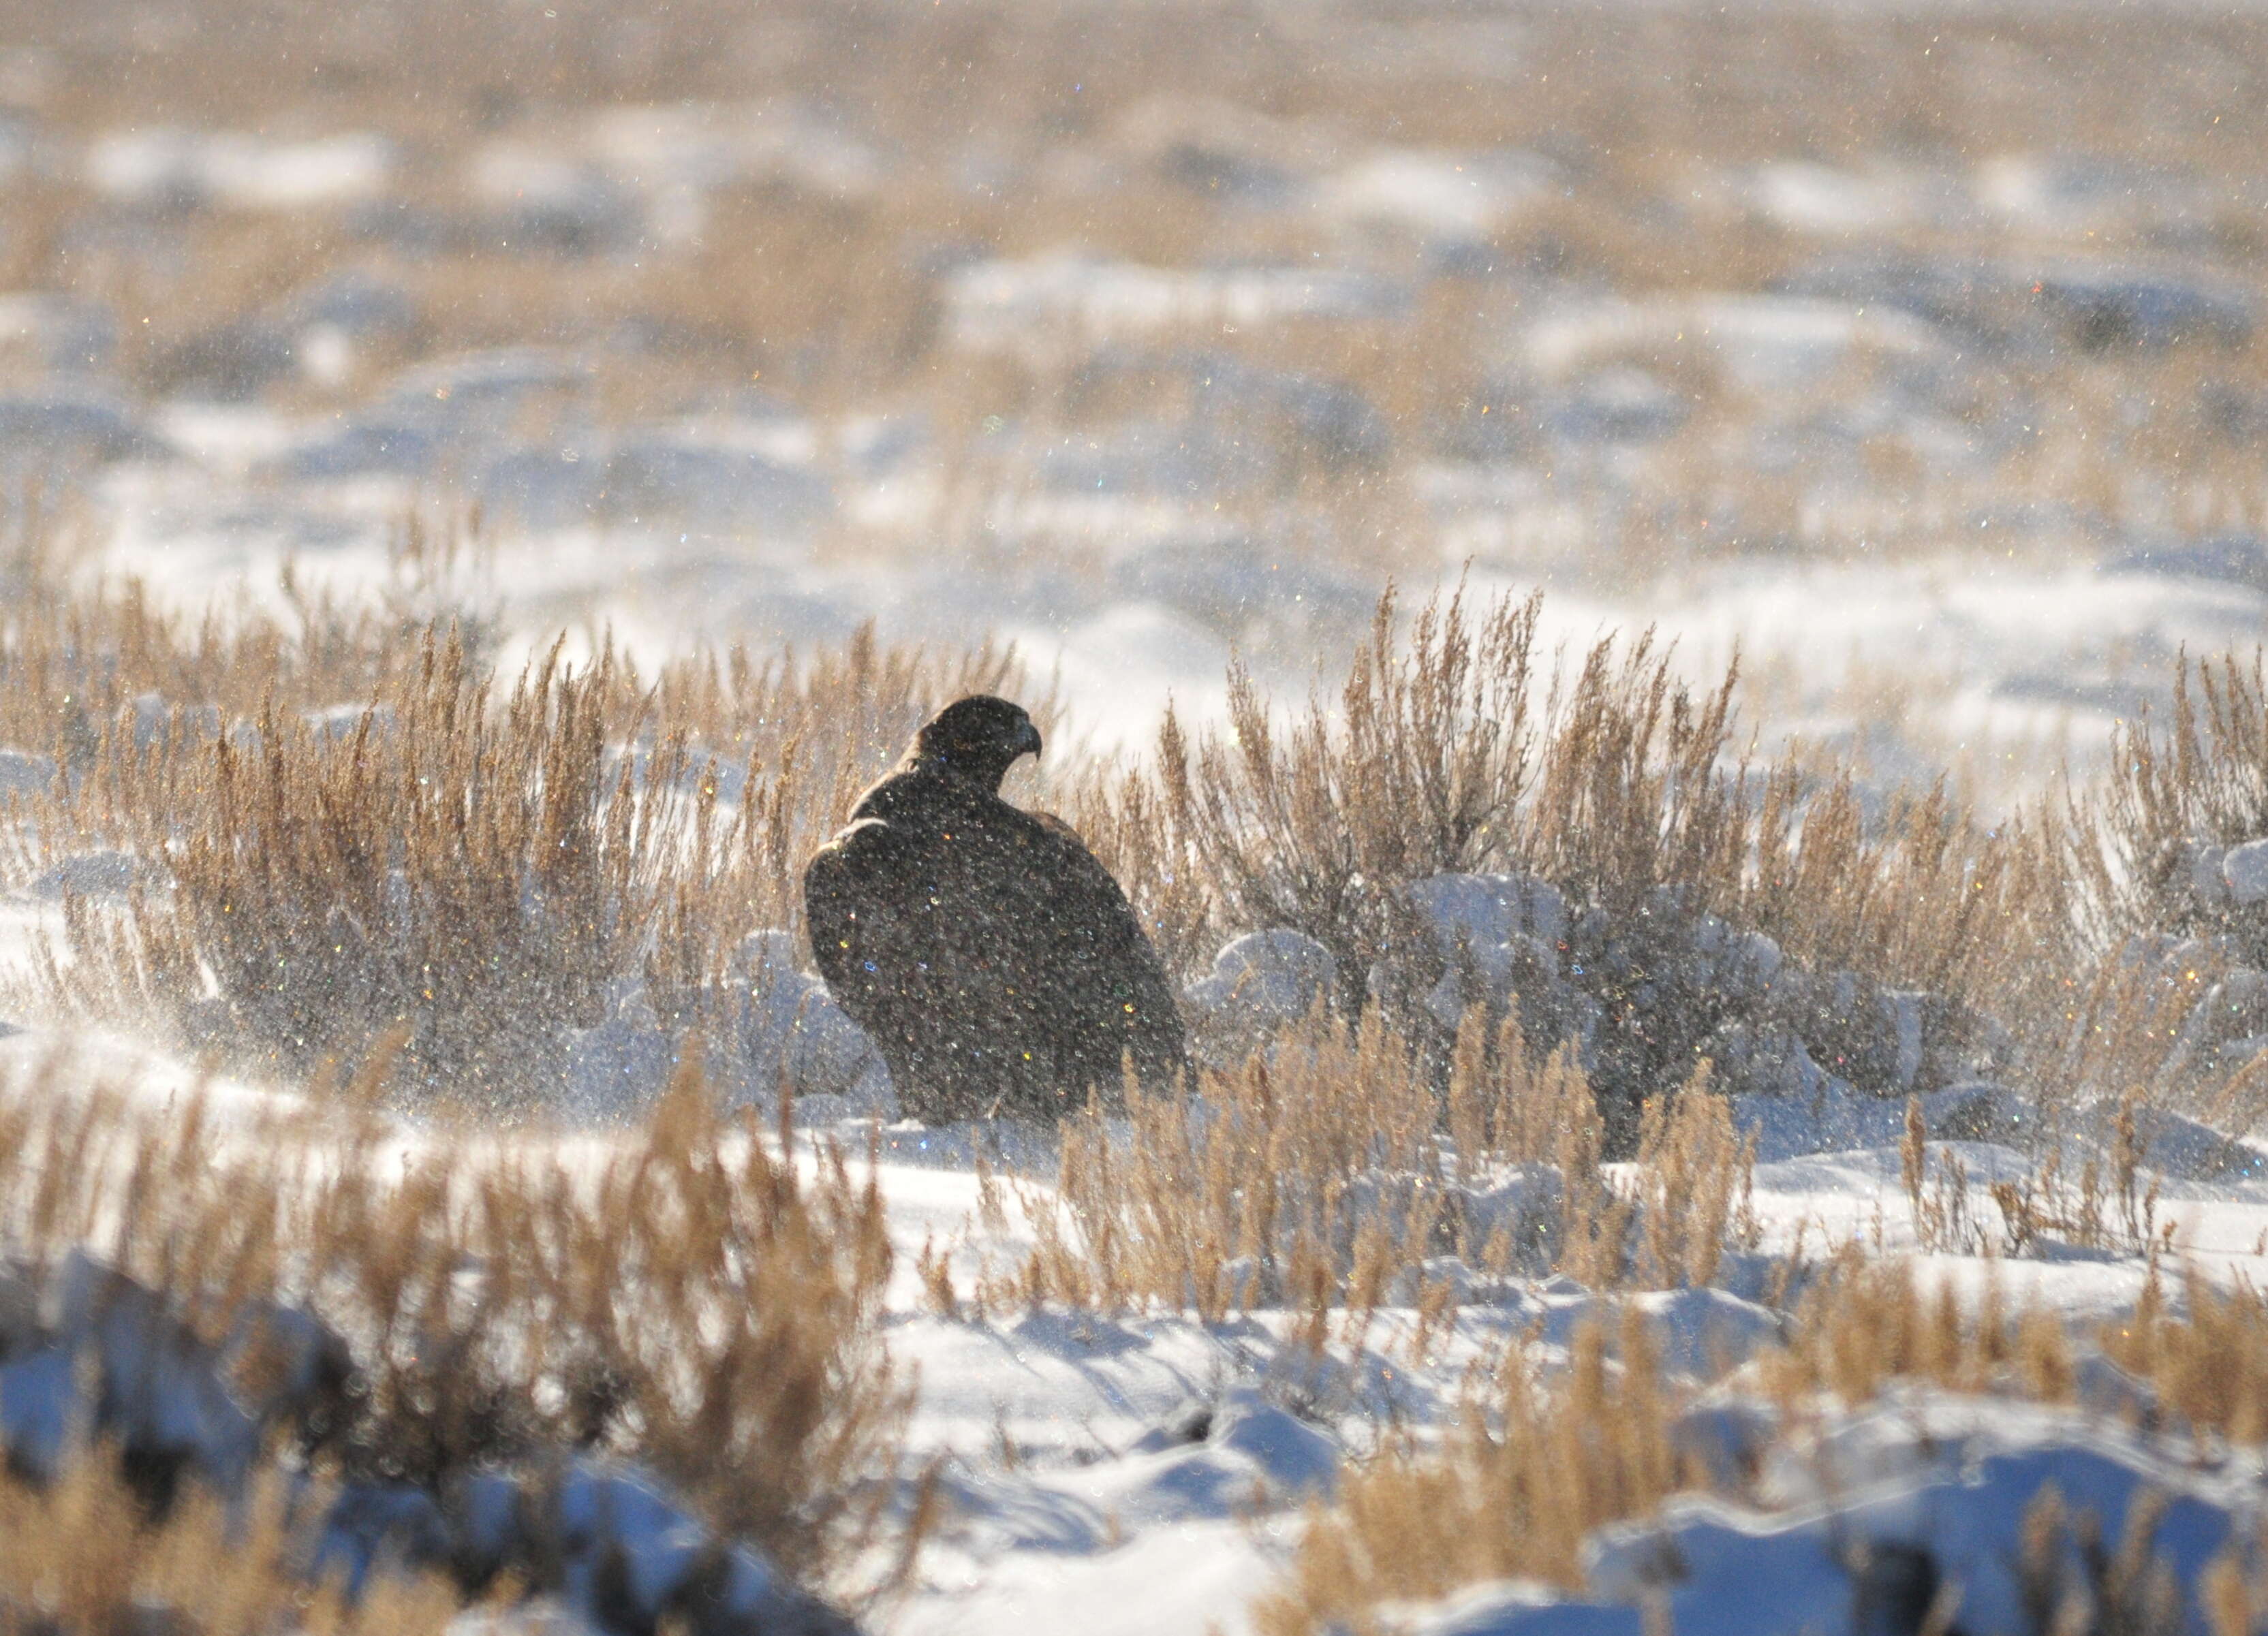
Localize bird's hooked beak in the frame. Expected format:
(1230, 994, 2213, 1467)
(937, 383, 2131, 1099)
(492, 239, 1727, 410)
(1015, 719, 1044, 760)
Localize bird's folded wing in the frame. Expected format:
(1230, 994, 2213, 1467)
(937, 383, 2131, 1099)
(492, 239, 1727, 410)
(803, 817, 922, 1005)
(1021, 812, 1185, 1039)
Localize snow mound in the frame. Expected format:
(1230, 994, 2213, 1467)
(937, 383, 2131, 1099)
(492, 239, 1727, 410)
(944, 256, 1405, 360)
(555, 929, 891, 1122)
(313, 1459, 856, 1636)
(1390, 872, 2006, 1136)
(1182, 929, 1339, 1066)
(946, 1383, 1339, 1567)
(728, 928, 895, 1119)
(86, 128, 394, 210)
(31, 847, 155, 900)
(2224, 839, 2268, 907)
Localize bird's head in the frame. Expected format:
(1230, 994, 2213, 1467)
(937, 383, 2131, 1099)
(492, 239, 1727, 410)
(912, 695, 1043, 791)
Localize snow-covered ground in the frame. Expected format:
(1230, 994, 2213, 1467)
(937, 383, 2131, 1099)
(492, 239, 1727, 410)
(7, 5, 2268, 1630)
(7, 881, 2268, 1635)
(8, 1020, 2268, 1636)
(1, 16, 2256, 800)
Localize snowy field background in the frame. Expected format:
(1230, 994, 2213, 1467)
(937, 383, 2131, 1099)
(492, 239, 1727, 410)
(3, 2, 2268, 1634)
(0, 0, 2263, 790)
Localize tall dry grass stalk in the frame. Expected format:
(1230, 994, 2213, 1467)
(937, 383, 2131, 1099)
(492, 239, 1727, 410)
(2102, 1263, 2268, 1445)
(0, 1052, 918, 1598)
(1630, 1063, 1758, 1291)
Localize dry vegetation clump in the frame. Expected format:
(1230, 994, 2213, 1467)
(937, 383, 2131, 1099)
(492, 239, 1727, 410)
(1756, 1250, 2268, 1447)
(8, 541, 1032, 1105)
(2102, 1263, 2268, 1445)
(0, 512, 493, 762)
(1080, 580, 2051, 1147)
(0, 1455, 464, 1636)
(2072, 650, 2268, 964)
(1898, 1080, 2171, 1261)
(2013, 647, 2268, 1129)
(1756, 1252, 2077, 1409)
(47, 632, 671, 1100)
(995, 1005, 1754, 1322)
(0, 1053, 917, 1600)
(1250, 1308, 1690, 1633)
(1258, 1257, 2268, 1636)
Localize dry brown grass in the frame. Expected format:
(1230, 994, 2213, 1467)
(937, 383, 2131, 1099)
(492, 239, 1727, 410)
(6, 528, 1031, 1105)
(1759, 1252, 2077, 1411)
(0, 510, 488, 760)
(2103, 1263, 2268, 1446)
(1016, 1006, 1453, 1322)
(0, 1050, 917, 1601)
(1078, 579, 2053, 1153)
(14, 1, 2268, 170)
(1752, 1247, 2268, 1508)
(2074, 650, 2268, 964)
(2007, 648, 2268, 1131)
(1090, 580, 2046, 996)
(0, 1452, 464, 1636)
(1758, 1250, 2268, 1451)
(1, 0, 2262, 603)
(1258, 1255, 2268, 1635)
(1252, 1307, 1690, 1633)
(991, 1005, 1754, 1324)
(1629, 1064, 1758, 1291)
(1087, 586, 1562, 989)
(48, 630, 669, 1099)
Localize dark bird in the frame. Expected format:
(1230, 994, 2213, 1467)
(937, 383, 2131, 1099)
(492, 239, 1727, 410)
(803, 695, 1187, 1124)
